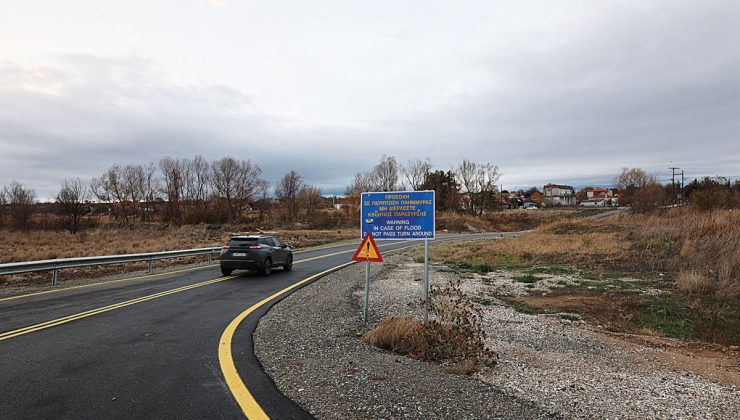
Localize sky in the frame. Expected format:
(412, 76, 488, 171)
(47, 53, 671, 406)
(1, 0, 738, 198)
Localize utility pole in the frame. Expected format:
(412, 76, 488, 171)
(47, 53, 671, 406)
(669, 167, 680, 206)
(680, 170, 685, 205)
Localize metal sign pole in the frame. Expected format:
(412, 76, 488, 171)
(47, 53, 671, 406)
(364, 260, 370, 325)
(364, 242, 370, 325)
(423, 238, 429, 323)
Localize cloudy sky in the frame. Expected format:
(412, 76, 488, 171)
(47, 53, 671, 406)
(1, 0, 738, 198)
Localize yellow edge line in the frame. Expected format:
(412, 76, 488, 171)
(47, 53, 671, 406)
(0, 263, 220, 303)
(0, 240, 410, 342)
(0, 276, 234, 341)
(0, 240, 393, 304)
(219, 241, 419, 419)
(218, 261, 356, 420)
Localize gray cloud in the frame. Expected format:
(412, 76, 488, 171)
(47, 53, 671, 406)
(1, 0, 739, 198)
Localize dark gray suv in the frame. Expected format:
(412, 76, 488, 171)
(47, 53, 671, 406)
(219, 235, 293, 276)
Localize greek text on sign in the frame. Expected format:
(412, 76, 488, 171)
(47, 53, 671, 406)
(361, 190, 435, 240)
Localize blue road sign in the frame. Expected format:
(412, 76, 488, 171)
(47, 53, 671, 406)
(361, 191, 435, 240)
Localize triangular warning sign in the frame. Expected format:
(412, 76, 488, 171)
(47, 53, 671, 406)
(352, 233, 383, 262)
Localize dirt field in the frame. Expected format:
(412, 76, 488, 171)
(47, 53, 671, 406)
(423, 208, 740, 345)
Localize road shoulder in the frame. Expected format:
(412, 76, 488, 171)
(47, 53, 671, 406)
(253, 254, 554, 419)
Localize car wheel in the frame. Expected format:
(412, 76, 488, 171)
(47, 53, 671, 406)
(283, 255, 293, 271)
(262, 258, 272, 276)
(221, 267, 233, 276)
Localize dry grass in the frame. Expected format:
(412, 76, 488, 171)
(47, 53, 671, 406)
(364, 280, 497, 372)
(436, 208, 608, 233)
(363, 316, 423, 354)
(0, 225, 358, 288)
(426, 208, 740, 345)
(676, 272, 712, 295)
(430, 208, 740, 289)
(0, 226, 358, 264)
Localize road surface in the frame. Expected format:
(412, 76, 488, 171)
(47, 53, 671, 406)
(0, 233, 505, 419)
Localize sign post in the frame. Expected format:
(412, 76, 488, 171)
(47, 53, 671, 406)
(360, 191, 435, 323)
(352, 233, 383, 324)
(424, 238, 429, 322)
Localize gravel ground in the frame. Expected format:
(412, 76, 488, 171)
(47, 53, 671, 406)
(254, 252, 740, 419)
(254, 254, 555, 419)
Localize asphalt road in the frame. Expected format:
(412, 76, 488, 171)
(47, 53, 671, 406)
(0, 233, 506, 419)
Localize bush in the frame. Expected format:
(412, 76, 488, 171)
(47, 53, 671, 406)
(675, 271, 711, 294)
(363, 280, 497, 371)
(631, 183, 667, 213)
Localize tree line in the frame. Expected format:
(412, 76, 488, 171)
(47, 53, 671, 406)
(345, 155, 502, 216)
(615, 167, 740, 213)
(0, 156, 325, 233)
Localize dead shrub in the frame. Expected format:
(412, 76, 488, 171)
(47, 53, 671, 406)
(363, 316, 423, 354)
(363, 280, 497, 371)
(676, 272, 712, 295)
(420, 279, 497, 365)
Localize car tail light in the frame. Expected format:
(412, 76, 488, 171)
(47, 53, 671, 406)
(249, 245, 262, 249)
(222, 245, 231, 249)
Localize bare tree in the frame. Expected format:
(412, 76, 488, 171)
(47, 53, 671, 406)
(211, 157, 263, 221)
(56, 178, 90, 234)
(615, 167, 656, 190)
(141, 163, 159, 222)
(160, 157, 184, 223)
(456, 159, 479, 214)
(455, 159, 501, 215)
(615, 167, 658, 206)
(345, 155, 402, 196)
(183, 155, 211, 219)
(345, 172, 374, 196)
(91, 165, 130, 225)
(0, 187, 6, 227)
(373, 155, 401, 191)
(119, 164, 158, 222)
(253, 179, 271, 224)
(403, 158, 433, 191)
(275, 171, 304, 223)
(299, 185, 323, 225)
(477, 162, 502, 213)
(3, 181, 37, 230)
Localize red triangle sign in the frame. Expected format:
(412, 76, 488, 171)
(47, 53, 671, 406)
(352, 233, 383, 262)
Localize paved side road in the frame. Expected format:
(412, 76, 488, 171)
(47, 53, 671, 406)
(0, 233, 500, 419)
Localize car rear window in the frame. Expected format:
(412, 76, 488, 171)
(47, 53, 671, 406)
(227, 238, 258, 247)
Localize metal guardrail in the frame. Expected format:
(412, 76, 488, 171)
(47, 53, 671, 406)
(0, 247, 222, 285)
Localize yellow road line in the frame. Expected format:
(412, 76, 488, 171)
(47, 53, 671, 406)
(218, 261, 356, 420)
(0, 263, 220, 303)
(0, 239, 408, 304)
(0, 239, 412, 342)
(219, 241, 422, 419)
(0, 276, 234, 342)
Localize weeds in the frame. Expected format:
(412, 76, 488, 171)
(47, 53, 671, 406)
(514, 273, 542, 284)
(428, 208, 740, 344)
(512, 303, 547, 315)
(363, 279, 497, 373)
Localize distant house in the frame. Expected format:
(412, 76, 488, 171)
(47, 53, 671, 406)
(582, 187, 612, 199)
(581, 187, 619, 206)
(543, 183, 576, 207)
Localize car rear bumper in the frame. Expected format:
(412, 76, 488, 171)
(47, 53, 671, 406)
(220, 259, 264, 270)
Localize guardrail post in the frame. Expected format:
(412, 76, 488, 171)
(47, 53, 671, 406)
(51, 268, 58, 286)
(208, 253, 212, 264)
(147, 258, 153, 274)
